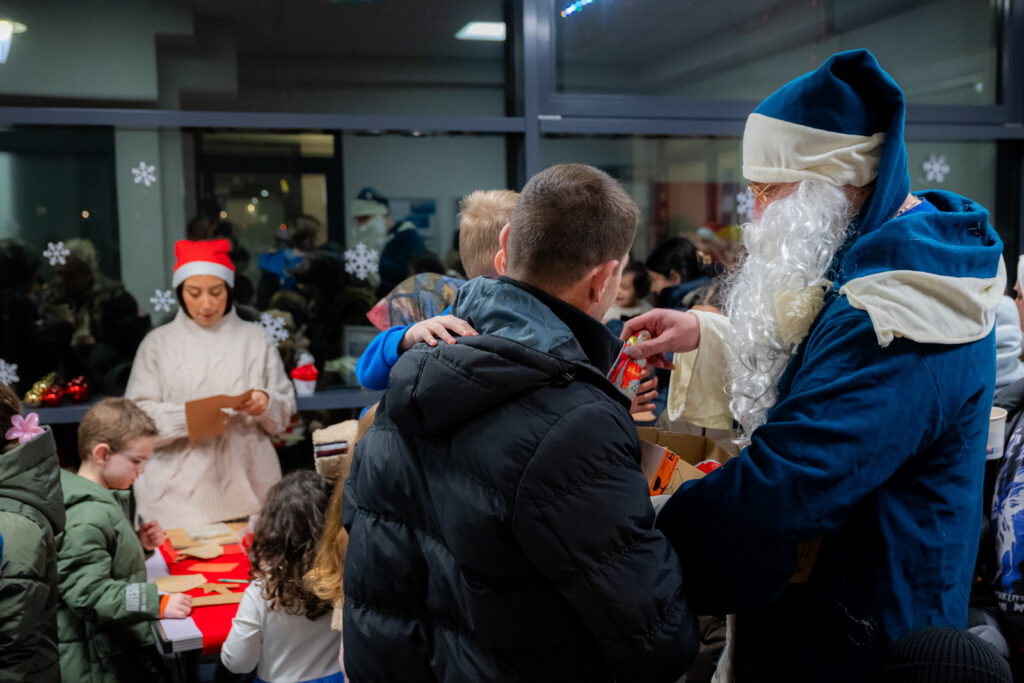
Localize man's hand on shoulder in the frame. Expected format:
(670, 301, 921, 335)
(399, 315, 479, 352)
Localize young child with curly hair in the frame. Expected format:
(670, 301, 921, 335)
(221, 470, 342, 683)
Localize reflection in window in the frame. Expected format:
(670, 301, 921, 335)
(557, 0, 998, 105)
(0, 126, 512, 404)
(541, 135, 1000, 280)
(0, 0, 508, 116)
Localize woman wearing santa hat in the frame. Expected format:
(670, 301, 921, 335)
(126, 239, 295, 527)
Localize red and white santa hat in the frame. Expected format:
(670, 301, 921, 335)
(172, 239, 235, 288)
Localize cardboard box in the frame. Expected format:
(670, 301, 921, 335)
(639, 427, 822, 584)
(637, 427, 734, 495)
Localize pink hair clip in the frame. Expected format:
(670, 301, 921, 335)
(6, 412, 44, 444)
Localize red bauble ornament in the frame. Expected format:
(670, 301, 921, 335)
(41, 384, 65, 407)
(66, 376, 90, 403)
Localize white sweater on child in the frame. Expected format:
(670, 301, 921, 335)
(221, 581, 343, 683)
(126, 309, 295, 527)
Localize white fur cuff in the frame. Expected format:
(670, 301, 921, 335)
(743, 113, 884, 187)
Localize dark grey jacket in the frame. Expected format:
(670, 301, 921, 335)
(343, 276, 697, 683)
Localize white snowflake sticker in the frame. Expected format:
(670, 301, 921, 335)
(922, 154, 950, 183)
(735, 187, 754, 221)
(344, 242, 379, 281)
(260, 312, 289, 345)
(0, 358, 18, 386)
(131, 161, 157, 187)
(150, 289, 176, 313)
(43, 241, 71, 266)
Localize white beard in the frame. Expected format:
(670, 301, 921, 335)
(725, 180, 855, 439)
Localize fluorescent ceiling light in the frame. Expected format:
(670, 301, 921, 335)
(0, 20, 26, 64)
(455, 22, 506, 41)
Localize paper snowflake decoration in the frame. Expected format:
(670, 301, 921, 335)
(131, 161, 157, 187)
(344, 242, 379, 281)
(922, 154, 950, 183)
(260, 312, 289, 345)
(43, 241, 71, 266)
(149, 289, 176, 313)
(0, 358, 18, 386)
(736, 187, 754, 221)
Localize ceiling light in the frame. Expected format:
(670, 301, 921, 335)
(0, 21, 26, 63)
(455, 22, 505, 41)
(561, 0, 597, 18)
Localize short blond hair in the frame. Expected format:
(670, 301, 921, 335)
(458, 190, 518, 279)
(78, 398, 158, 462)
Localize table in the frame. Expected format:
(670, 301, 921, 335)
(146, 535, 252, 655)
(31, 388, 383, 425)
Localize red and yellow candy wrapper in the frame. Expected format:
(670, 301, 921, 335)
(607, 330, 650, 400)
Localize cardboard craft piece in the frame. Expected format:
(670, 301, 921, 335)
(638, 426, 823, 585)
(178, 543, 223, 560)
(200, 583, 234, 596)
(185, 392, 251, 441)
(192, 592, 244, 607)
(155, 573, 207, 593)
(167, 532, 237, 549)
(184, 523, 234, 540)
(185, 562, 238, 573)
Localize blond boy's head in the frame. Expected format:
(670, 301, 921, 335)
(78, 398, 158, 490)
(458, 190, 519, 279)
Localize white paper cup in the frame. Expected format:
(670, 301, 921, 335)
(987, 406, 1008, 460)
(292, 378, 317, 397)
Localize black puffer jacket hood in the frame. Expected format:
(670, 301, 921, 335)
(386, 276, 628, 438)
(343, 276, 697, 683)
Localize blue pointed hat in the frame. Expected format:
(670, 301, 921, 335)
(743, 49, 909, 236)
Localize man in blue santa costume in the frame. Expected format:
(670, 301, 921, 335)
(624, 49, 1005, 681)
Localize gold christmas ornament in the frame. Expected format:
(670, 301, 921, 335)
(23, 372, 56, 406)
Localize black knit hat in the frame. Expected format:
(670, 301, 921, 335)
(878, 627, 1012, 683)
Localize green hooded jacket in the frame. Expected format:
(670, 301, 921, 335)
(0, 427, 66, 683)
(56, 469, 166, 683)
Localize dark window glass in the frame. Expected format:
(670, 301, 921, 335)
(556, 0, 999, 105)
(0, 1, 508, 116)
(541, 135, 999, 260)
(0, 126, 510, 402)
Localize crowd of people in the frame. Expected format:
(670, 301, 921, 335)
(1, 48, 1023, 683)
(0, 188, 456, 406)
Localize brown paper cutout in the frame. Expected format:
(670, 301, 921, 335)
(186, 562, 238, 573)
(200, 583, 234, 595)
(185, 392, 251, 441)
(192, 592, 244, 607)
(155, 573, 207, 593)
(178, 543, 223, 560)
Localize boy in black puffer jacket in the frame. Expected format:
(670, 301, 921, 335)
(343, 163, 698, 683)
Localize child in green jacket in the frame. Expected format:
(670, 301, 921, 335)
(0, 383, 64, 683)
(57, 398, 192, 683)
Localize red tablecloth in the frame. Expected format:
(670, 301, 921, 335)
(158, 541, 252, 654)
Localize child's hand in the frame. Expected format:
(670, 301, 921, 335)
(138, 521, 166, 551)
(631, 375, 659, 415)
(399, 315, 478, 352)
(163, 593, 193, 619)
(237, 390, 269, 416)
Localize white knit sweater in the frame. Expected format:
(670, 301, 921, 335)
(126, 309, 295, 527)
